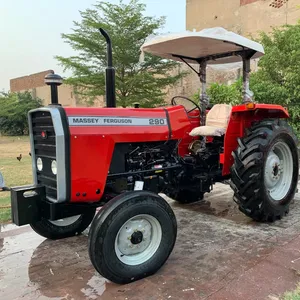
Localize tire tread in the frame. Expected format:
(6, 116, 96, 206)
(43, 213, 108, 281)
(230, 119, 299, 222)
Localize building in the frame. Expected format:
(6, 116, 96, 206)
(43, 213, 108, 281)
(186, 0, 300, 36)
(172, 0, 300, 100)
(10, 70, 105, 107)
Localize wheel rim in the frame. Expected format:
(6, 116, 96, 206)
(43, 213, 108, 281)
(49, 215, 81, 226)
(264, 141, 293, 201)
(115, 214, 162, 266)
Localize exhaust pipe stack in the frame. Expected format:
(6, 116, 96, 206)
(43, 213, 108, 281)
(44, 29, 116, 108)
(99, 28, 116, 108)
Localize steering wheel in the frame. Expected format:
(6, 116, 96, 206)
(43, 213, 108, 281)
(171, 96, 201, 115)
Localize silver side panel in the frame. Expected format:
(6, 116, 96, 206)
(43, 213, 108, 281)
(28, 107, 67, 203)
(68, 116, 167, 126)
(28, 112, 37, 185)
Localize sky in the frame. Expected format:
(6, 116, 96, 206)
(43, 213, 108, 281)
(0, 0, 186, 91)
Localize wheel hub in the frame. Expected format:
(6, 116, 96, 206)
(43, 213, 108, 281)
(114, 214, 162, 265)
(265, 152, 281, 188)
(264, 142, 293, 201)
(131, 231, 143, 245)
(117, 217, 152, 256)
(273, 164, 279, 176)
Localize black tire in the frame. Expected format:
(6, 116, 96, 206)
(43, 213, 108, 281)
(230, 119, 299, 222)
(30, 208, 96, 240)
(88, 191, 177, 284)
(168, 189, 204, 204)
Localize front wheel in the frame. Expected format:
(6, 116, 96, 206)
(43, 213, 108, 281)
(30, 208, 96, 240)
(88, 191, 177, 284)
(230, 119, 299, 222)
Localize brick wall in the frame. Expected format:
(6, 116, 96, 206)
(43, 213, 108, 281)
(10, 70, 54, 92)
(240, 0, 260, 6)
(187, 0, 299, 37)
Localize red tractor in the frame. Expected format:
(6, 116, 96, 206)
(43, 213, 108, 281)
(10, 27, 299, 284)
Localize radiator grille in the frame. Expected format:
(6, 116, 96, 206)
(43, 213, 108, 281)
(31, 111, 57, 199)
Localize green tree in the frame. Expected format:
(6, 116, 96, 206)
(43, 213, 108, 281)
(192, 78, 243, 106)
(56, 0, 185, 107)
(0, 91, 42, 136)
(249, 23, 300, 134)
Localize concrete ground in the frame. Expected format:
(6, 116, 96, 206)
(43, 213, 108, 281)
(1, 183, 300, 300)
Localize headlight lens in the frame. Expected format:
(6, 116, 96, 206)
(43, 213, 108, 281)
(37, 158, 43, 171)
(51, 160, 57, 175)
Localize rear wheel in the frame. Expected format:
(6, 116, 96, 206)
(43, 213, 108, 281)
(168, 189, 204, 204)
(230, 119, 299, 222)
(88, 191, 177, 284)
(30, 209, 96, 240)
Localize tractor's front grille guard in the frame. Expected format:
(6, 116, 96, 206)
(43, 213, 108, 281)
(28, 107, 67, 203)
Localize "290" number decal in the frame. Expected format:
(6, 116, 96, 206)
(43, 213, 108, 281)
(149, 118, 166, 125)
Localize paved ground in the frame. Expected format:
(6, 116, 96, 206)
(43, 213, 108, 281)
(1, 183, 300, 300)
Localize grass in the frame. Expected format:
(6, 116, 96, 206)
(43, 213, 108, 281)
(0, 135, 32, 223)
(282, 285, 300, 300)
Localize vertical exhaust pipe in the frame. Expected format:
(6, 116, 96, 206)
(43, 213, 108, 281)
(99, 28, 116, 108)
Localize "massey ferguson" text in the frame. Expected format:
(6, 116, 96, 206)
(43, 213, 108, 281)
(68, 116, 167, 126)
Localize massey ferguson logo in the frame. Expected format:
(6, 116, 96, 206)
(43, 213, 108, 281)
(72, 117, 132, 124)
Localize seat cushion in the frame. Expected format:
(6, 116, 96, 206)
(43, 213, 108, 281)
(189, 125, 226, 137)
(206, 104, 232, 128)
(188, 104, 232, 137)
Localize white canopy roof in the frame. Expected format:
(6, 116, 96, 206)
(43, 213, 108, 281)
(140, 27, 264, 64)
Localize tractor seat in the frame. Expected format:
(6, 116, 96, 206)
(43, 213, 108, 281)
(189, 104, 232, 137)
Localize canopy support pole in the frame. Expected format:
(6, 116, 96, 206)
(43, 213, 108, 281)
(241, 50, 256, 104)
(199, 60, 208, 126)
(178, 57, 209, 126)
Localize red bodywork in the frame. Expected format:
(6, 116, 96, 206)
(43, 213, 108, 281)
(65, 105, 192, 203)
(64, 103, 289, 203)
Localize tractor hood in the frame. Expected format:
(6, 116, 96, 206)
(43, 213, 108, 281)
(140, 27, 264, 64)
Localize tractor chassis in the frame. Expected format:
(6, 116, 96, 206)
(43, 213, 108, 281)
(11, 185, 102, 226)
(10, 163, 183, 226)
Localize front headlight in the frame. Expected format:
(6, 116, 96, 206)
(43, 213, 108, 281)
(37, 157, 43, 171)
(51, 160, 57, 175)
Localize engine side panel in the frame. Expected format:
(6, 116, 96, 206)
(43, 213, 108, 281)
(221, 104, 289, 175)
(64, 106, 193, 202)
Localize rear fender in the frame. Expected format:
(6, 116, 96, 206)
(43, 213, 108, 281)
(221, 104, 289, 176)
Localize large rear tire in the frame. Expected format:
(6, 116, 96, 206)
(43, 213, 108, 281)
(169, 189, 204, 204)
(230, 119, 299, 222)
(88, 191, 177, 284)
(30, 209, 96, 240)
